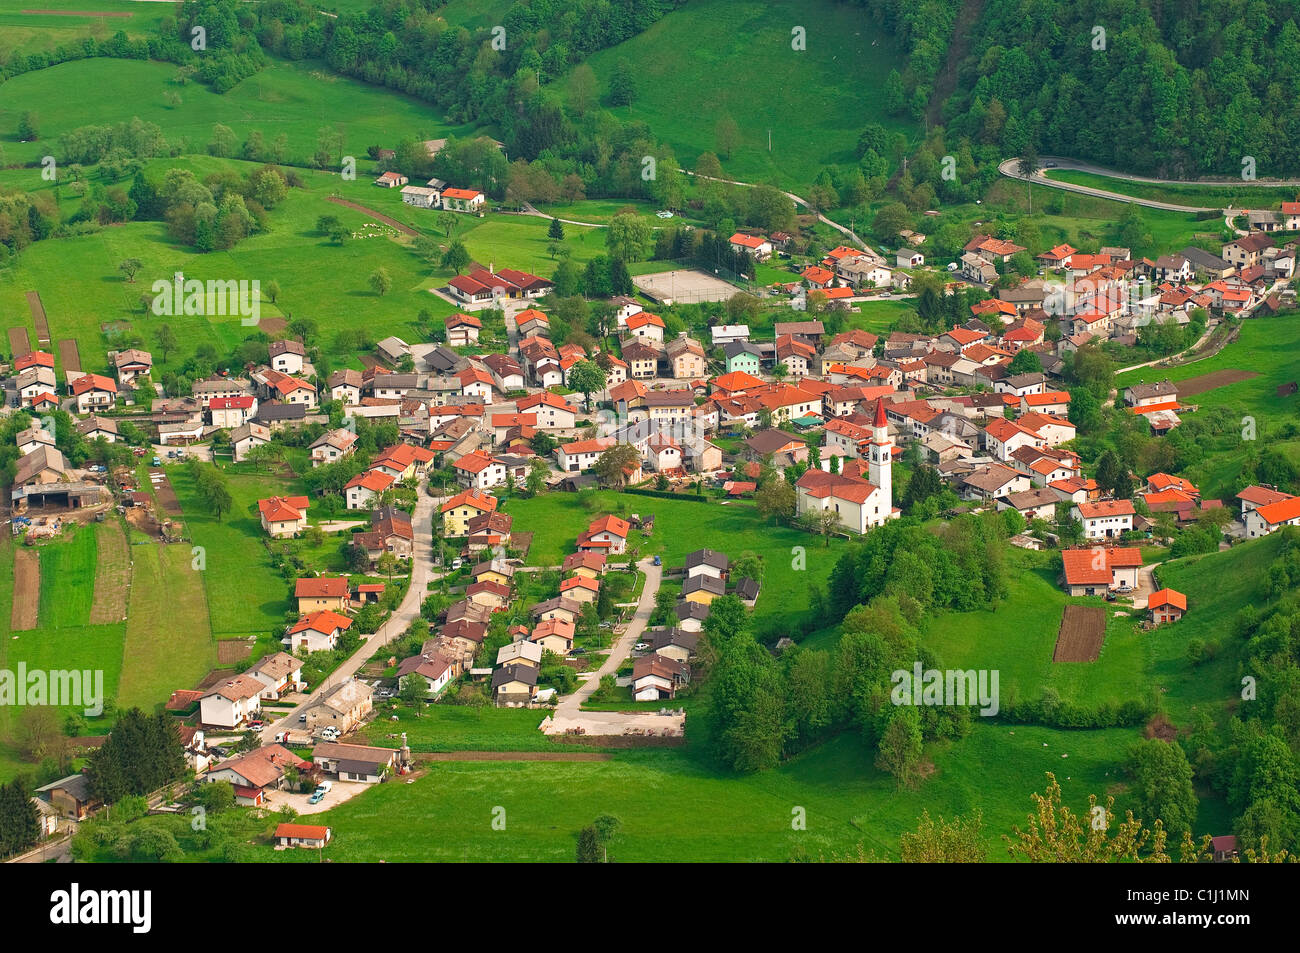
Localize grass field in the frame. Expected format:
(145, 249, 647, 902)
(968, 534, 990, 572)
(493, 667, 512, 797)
(1116, 315, 1300, 430)
(922, 553, 1150, 712)
(357, 704, 555, 753)
(501, 490, 847, 636)
(564, 0, 916, 189)
(115, 542, 215, 709)
(0, 0, 171, 59)
(258, 724, 1150, 862)
(1045, 168, 1298, 210)
(0, 57, 470, 168)
(168, 465, 306, 641)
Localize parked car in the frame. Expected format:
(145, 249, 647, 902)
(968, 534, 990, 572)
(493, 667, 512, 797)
(320, 727, 341, 740)
(308, 790, 326, 804)
(151, 457, 162, 466)
(450, 558, 463, 570)
(246, 720, 265, 730)
(316, 780, 333, 794)
(652, 555, 661, 566)
(633, 642, 649, 652)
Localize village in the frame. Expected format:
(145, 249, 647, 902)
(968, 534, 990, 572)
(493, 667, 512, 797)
(6, 156, 1300, 865)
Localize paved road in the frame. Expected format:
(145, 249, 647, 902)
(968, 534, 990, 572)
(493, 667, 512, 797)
(259, 485, 440, 743)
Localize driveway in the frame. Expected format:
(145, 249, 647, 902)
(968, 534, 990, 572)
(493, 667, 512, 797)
(1132, 561, 1162, 609)
(540, 558, 684, 737)
(263, 780, 372, 816)
(259, 483, 438, 744)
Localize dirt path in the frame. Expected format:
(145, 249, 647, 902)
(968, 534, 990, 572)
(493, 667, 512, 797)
(10, 547, 39, 632)
(88, 518, 130, 624)
(927, 0, 985, 127)
(324, 196, 418, 236)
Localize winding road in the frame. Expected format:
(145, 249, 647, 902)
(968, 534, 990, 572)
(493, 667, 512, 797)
(998, 156, 1300, 217)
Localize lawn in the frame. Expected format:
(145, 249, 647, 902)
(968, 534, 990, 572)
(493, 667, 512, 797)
(563, 0, 917, 189)
(1115, 315, 1300, 424)
(115, 543, 216, 709)
(0, 0, 172, 59)
(922, 552, 1150, 713)
(501, 490, 849, 637)
(0, 57, 472, 168)
(168, 464, 308, 640)
(356, 704, 556, 753)
(262, 724, 1145, 862)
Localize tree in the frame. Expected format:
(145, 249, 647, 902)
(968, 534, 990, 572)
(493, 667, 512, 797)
(873, 203, 911, 242)
(594, 443, 640, 487)
(368, 267, 392, 296)
(1095, 449, 1122, 495)
(755, 476, 795, 522)
(399, 674, 428, 709)
(576, 824, 602, 862)
(265, 279, 281, 304)
(899, 811, 987, 862)
(568, 63, 598, 115)
(715, 115, 740, 158)
(15, 110, 45, 146)
(1005, 773, 1174, 862)
(118, 258, 143, 283)
(1017, 147, 1038, 213)
(608, 58, 637, 106)
(548, 217, 564, 241)
(0, 779, 40, 856)
(1007, 348, 1042, 375)
(876, 706, 924, 789)
(155, 324, 178, 364)
(1127, 739, 1198, 836)
(606, 213, 651, 263)
(568, 360, 606, 411)
(526, 457, 549, 496)
(441, 240, 470, 275)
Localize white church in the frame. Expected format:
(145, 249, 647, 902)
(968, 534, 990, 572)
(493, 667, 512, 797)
(794, 400, 900, 533)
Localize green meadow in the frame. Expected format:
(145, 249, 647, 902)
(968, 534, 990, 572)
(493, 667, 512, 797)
(564, 0, 916, 188)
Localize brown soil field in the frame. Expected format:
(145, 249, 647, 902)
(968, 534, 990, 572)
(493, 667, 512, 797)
(10, 546, 39, 631)
(1175, 368, 1259, 397)
(1053, 604, 1106, 662)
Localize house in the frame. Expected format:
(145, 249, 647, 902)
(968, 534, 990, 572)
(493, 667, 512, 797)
(530, 618, 575, 655)
(723, 341, 763, 375)
(401, 184, 440, 208)
(1236, 485, 1295, 520)
(441, 187, 485, 212)
(16, 426, 55, 455)
(375, 171, 408, 188)
(1060, 547, 1143, 596)
(396, 651, 459, 697)
(649, 627, 699, 663)
(632, 655, 689, 701)
(1123, 380, 1179, 409)
(983, 418, 1042, 461)
(1148, 589, 1187, 625)
(467, 579, 511, 611)
(775, 335, 816, 376)
(295, 577, 351, 613)
(453, 450, 508, 489)
(960, 463, 1030, 502)
(12, 445, 68, 486)
(327, 369, 364, 405)
(555, 436, 616, 473)
(665, 334, 707, 379)
(1222, 232, 1273, 268)
(286, 609, 353, 653)
(1073, 499, 1136, 539)
(258, 495, 309, 537)
(1244, 495, 1300, 538)
(208, 745, 309, 806)
(496, 639, 544, 669)
(344, 469, 395, 509)
(71, 373, 117, 413)
(245, 652, 305, 700)
(445, 313, 482, 346)
(681, 573, 725, 604)
(268, 340, 306, 375)
(563, 551, 607, 579)
(997, 487, 1061, 521)
(729, 232, 773, 260)
(626, 311, 667, 343)
(441, 488, 498, 536)
(310, 428, 358, 467)
(352, 509, 415, 563)
(711, 325, 750, 347)
(198, 674, 264, 728)
(516, 391, 578, 429)
(896, 248, 924, 268)
(1211, 835, 1239, 863)
(207, 395, 256, 428)
(674, 600, 710, 632)
(275, 824, 332, 849)
(491, 663, 538, 706)
(577, 514, 630, 553)
(34, 774, 101, 821)
(746, 429, 808, 464)
(113, 348, 152, 385)
(76, 415, 119, 443)
(302, 678, 373, 733)
(685, 549, 729, 580)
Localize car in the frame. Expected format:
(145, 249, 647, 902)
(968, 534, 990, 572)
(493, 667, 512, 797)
(246, 720, 265, 730)
(1116, 585, 1134, 593)
(599, 620, 614, 628)
(571, 647, 586, 655)
(450, 557, 463, 570)
(308, 790, 326, 804)
(946, 262, 959, 272)
(132, 447, 146, 457)
(652, 555, 661, 566)
(880, 292, 891, 298)
(320, 728, 340, 740)
(1044, 161, 1058, 169)
(151, 457, 162, 466)
(315, 780, 333, 793)
(298, 713, 307, 722)
(633, 642, 649, 651)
